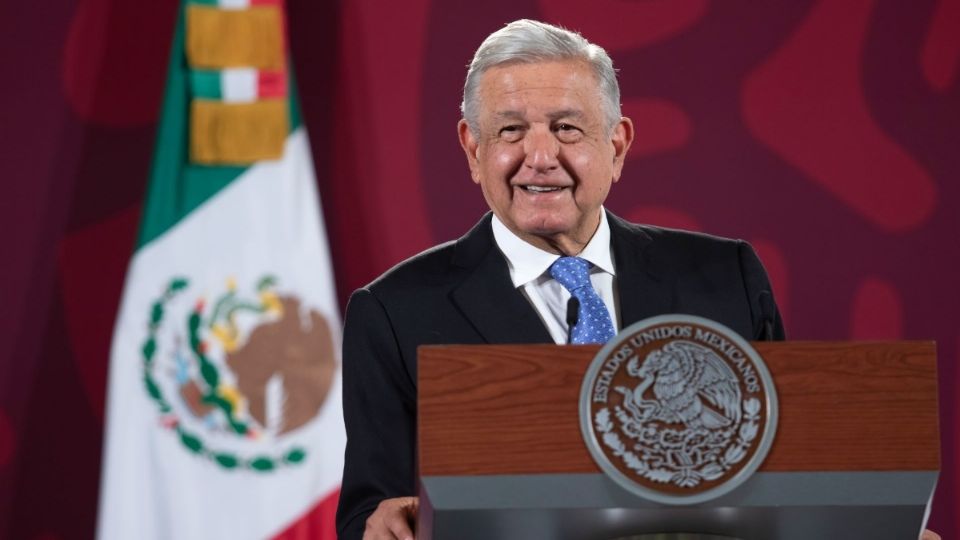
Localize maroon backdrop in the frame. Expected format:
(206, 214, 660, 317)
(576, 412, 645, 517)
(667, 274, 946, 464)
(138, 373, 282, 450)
(1, 1, 957, 538)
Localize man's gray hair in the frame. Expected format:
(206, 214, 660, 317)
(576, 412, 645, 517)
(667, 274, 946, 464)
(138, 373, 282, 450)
(461, 19, 621, 135)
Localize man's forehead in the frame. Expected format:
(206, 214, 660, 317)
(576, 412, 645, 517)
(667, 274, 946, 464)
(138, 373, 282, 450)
(477, 62, 601, 118)
(492, 108, 587, 121)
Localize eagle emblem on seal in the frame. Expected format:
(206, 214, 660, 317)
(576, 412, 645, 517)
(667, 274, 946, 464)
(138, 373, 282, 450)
(618, 341, 741, 430)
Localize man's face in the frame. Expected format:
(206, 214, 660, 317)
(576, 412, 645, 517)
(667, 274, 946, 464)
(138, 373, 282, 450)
(458, 60, 633, 255)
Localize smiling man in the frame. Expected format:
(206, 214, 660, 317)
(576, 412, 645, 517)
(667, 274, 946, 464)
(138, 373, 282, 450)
(336, 20, 785, 540)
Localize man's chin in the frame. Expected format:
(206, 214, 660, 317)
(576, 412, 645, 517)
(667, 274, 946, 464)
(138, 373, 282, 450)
(516, 222, 569, 239)
(514, 221, 581, 251)
(507, 211, 601, 254)
(518, 210, 595, 236)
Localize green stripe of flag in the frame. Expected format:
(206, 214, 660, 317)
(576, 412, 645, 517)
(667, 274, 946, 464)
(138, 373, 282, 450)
(189, 70, 223, 99)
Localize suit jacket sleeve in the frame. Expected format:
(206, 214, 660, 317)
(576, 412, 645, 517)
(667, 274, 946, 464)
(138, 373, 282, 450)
(737, 240, 785, 341)
(336, 288, 417, 539)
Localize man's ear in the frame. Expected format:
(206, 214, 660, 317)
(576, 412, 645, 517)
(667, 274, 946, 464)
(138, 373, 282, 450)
(458, 119, 481, 184)
(610, 117, 634, 183)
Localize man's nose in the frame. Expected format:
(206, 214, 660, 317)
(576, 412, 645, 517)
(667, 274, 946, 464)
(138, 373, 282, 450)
(523, 126, 560, 172)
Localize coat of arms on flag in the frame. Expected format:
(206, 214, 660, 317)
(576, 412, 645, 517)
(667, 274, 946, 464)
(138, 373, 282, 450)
(141, 276, 336, 472)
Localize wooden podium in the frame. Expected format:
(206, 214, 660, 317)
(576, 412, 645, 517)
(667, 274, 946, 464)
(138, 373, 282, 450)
(417, 342, 939, 540)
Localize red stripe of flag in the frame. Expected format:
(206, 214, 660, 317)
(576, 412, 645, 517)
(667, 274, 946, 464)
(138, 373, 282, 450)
(271, 488, 340, 540)
(258, 70, 287, 98)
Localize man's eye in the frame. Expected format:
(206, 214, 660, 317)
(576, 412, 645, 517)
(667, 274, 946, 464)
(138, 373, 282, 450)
(555, 123, 583, 141)
(499, 126, 524, 141)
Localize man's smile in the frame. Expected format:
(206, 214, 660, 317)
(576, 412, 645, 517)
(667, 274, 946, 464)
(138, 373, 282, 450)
(518, 184, 566, 193)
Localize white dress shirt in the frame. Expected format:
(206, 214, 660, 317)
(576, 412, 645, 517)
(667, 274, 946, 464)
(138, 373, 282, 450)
(491, 211, 621, 345)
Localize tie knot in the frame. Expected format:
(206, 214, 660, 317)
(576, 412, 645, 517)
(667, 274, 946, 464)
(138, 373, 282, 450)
(549, 256, 592, 292)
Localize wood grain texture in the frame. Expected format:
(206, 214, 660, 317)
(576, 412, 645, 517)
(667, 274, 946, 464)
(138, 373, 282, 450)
(417, 342, 939, 476)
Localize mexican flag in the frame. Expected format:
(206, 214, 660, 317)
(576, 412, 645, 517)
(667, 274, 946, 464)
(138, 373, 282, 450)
(97, 1, 344, 539)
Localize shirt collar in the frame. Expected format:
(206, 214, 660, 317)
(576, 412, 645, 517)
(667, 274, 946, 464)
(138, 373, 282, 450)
(491, 210, 616, 288)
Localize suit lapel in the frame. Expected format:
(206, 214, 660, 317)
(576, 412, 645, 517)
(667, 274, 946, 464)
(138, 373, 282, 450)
(449, 214, 553, 344)
(608, 212, 674, 327)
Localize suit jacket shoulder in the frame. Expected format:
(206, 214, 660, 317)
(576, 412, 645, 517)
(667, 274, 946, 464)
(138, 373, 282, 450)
(607, 212, 784, 341)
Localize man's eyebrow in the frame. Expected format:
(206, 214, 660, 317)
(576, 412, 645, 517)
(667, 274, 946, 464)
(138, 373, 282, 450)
(547, 109, 586, 121)
(493, 110, 525, 121)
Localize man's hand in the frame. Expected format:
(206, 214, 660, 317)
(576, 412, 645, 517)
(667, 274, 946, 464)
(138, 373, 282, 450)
(363, 496, 419, 540)
(921, 529, 941, 540)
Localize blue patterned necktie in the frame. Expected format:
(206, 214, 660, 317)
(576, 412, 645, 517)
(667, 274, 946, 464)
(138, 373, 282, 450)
(549, 257, 616, 344)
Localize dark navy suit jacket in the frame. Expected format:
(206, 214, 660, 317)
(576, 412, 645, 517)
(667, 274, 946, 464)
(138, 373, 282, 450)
(335, 211, 784, 538)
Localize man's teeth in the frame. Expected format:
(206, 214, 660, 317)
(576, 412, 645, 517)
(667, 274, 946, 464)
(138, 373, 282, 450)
(523, 185, 562, 192)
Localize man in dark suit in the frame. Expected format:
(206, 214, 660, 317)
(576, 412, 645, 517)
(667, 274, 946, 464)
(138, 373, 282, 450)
(336, 19, 784, 540)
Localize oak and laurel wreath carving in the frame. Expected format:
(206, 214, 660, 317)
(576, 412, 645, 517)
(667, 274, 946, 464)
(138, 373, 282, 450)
(595, 397, 761, 487)
(141, 277, 307, 472)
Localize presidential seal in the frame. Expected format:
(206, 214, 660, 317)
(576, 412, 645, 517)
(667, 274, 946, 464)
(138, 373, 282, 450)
(580, 315, 778, 504)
